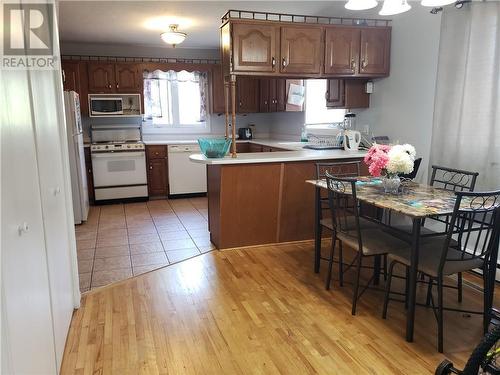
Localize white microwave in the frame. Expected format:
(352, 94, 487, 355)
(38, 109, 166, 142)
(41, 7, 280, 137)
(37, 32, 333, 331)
(90, 97, 123, 116)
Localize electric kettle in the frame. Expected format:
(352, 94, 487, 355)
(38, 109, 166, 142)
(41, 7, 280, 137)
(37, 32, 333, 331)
(344, 130, 361, 151)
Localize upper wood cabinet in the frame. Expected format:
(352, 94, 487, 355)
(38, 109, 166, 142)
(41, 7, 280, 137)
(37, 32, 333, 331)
(62, 61, 81, 92)
(88, 63, 115, 93)
(237, 77, 260, 113)
(359, 28, 391, 76)
(326, 79, 369, 109)
(260, 78, 287, 112)
(326, 79, 345, 107)
(114, 64, 140, 92)
(232, 23, 279, 73)
(280, 26, 323, 74)
(324, 27, 360, 75)
(211, 64, 226, 114)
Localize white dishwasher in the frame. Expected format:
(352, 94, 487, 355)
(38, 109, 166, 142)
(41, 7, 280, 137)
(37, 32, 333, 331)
(168, 144, 207, 195)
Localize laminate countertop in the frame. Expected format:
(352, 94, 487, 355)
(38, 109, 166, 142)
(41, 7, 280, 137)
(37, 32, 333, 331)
(189, 139, 367, 165)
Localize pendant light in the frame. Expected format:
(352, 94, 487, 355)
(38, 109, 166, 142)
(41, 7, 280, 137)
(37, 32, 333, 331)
(379, 0, 411, 15)
(420, 0, 455, 6)
(345, 0, 378, 10)
(160, 24, 187, 47)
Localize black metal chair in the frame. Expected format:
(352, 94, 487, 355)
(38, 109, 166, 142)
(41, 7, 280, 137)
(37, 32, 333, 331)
(389, 165, 480, 302)
(324, 174, 411, 315)
(400, 157, 422, 180)
(382, 189, 500, 352)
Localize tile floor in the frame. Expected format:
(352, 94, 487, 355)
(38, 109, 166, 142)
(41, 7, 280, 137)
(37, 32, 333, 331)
(75, 197, 214, 292)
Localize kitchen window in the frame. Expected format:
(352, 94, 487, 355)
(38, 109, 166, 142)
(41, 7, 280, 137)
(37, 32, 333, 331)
(304, 79, 346, 128)
(143, 70, 209, 133)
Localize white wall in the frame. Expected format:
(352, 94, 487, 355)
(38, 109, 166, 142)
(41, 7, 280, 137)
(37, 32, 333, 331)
(355, 8, 442, 182)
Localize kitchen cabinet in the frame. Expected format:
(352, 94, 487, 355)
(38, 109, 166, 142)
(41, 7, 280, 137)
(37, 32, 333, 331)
(62, 61, 81, 92)
(280, 26, 323, 75)
(259, 78, 287, 112)
(114, 64, 141, 93)
(232, 23, 279, 73)
(211, 64, 226, 113)
(146, 145, 168, 197)
(236, 142, 251, 153)
(237, 77, 260, 113)
(359, 28, 391, 76)
(326, 79, 370, 109)
(324, 27, 360, 75)
(84, 147, 95, 204)
(249, 143, 263, 152)
(87, 63, 115, 93)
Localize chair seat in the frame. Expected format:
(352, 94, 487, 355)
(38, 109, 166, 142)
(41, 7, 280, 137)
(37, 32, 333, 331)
(320, 216, 380, 231)
(337, 229, 411, 256)
(388, 242, 484, 277)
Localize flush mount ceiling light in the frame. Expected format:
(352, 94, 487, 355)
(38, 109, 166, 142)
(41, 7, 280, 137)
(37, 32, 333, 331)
(421, 0, 455, 6)
(379, 0, 411, 15)
(160, 24, 187, 47)
(345, 0, 378, 10)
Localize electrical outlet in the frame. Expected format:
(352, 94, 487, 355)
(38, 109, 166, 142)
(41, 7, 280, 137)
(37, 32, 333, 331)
(362, 124, 370, 134)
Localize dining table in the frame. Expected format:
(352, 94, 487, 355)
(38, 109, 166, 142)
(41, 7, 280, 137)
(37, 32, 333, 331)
(307, 177, 499, 342)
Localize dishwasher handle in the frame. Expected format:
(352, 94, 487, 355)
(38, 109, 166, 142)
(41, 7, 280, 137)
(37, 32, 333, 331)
(168, 145, 200, 153)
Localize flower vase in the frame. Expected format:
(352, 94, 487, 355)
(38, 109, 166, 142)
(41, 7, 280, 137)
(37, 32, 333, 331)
(382, 175, 401, 194)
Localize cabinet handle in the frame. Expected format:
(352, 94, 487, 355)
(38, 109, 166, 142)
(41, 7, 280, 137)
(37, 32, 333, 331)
(351, 59, 356, 72)
(62, 70, 66, 83)
(361, 59, 368, 69)
(282, 58, 287, 68)
(264, 100, 268, 105)
(116, 83, 119, 89)
(239, 101, 242, 107)
(108, 83, 112, 89)
(325, 91, 329, 100)
(149, 165, 153, 170)
(271, 57, 276, 68)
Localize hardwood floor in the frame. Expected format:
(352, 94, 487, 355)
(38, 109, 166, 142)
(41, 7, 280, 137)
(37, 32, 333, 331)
(61, 242, 494, 374)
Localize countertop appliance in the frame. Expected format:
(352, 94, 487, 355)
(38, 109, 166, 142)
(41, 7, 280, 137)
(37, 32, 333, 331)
(168, 144, 207, 195)
(238, 127, 253, 140)
(90, 96, 123, 116)
(63, 91, 89, 224)
(344, 130, 361, 151)
(90, 125, 147, 201)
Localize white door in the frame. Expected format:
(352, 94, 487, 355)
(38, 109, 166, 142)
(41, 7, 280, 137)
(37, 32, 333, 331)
(31, 70, 78, 370)
(1, 70, 57, 375)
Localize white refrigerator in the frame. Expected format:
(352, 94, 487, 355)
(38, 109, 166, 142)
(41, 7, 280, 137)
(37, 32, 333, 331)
(64, 91, 89, 224)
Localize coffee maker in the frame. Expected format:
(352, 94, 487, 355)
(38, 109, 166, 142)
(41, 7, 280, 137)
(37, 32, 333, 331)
(238, 127, 253, 140)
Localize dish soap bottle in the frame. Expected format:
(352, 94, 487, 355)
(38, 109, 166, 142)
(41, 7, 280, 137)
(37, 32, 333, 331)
(300, 126, 308, 142)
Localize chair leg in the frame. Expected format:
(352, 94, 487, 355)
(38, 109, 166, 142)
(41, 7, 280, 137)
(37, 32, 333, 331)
(483, 266, 490, 333)
(338, 241, 344, 287)
(325, 236, 337, 290)
(383, 254, 388, 281)
(405, 266, 410, 309)
(437, 276, 444, 353)
(382, 260, 397, 319)
(351, 253, 363, 315)
(426, 277, 434, 306)
(457, 272, 463, 303)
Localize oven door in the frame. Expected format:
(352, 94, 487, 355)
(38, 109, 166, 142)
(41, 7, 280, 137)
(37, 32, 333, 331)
(91, 151, 147, 188)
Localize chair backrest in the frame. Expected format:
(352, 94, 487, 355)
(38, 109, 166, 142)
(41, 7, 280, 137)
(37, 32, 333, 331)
(325, 173, 363, 251)
(430, 165, 479, 192)
(439, 190, 500, 273)
(315, 161, 361, 180)
(400, 157, 422, 180)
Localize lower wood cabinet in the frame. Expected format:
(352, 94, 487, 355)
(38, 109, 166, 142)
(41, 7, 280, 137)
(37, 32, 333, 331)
(146, 145, 168, 197)
(83, 147, 94, 204)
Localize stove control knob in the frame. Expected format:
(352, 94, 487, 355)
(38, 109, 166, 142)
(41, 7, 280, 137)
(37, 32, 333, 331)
(127, 144, 131, 148)
(105, 145, 109, 149)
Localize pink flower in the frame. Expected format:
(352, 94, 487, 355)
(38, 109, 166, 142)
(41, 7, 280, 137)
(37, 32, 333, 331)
(364, 144, 391, 177)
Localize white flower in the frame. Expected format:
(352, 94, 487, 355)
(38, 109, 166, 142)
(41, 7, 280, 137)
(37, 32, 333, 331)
(386, 145, 415, 174)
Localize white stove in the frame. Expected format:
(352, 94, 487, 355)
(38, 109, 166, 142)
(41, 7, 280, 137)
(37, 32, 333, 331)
(91, 141, 145, 152)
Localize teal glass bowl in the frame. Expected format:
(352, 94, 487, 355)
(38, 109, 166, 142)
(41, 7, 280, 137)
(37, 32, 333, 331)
(198, 138, 232, 158)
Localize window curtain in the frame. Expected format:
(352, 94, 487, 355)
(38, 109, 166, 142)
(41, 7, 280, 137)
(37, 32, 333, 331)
(143, 70, 207, 121)
(430, 4, 500, 190)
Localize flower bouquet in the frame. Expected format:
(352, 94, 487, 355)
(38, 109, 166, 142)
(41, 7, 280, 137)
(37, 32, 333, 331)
(364, 143, 416, 193)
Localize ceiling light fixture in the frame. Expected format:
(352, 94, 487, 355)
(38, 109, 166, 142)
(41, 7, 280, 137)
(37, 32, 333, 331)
(160, 24, 187, 47)
(345, 0, 378, 10)
(421, 0, 455, 6)
(379, 0, 411, 15)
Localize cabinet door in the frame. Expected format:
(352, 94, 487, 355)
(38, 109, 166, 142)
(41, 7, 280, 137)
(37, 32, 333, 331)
(61, 61, 80, 92)
(360, 28, 391, 76)
(147, 158, 168, 196)
(345, 80, 369, 108)
(326, 79, 345, 108)
(249, 143, 263, 152)
(259, 78, 270, 112)
(280, 26, 323, 74)
(211, 64, 225, 114)
(115, 64, 140, 93)
(276, 79, 287, 112)
(269, 79, 277, 112)
(232, 23, 279, 73)
(324, 27, 360, 75)
(87, 63, 115, 93)
(237, 77, 259, 113)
